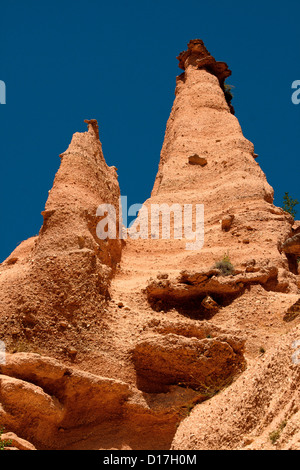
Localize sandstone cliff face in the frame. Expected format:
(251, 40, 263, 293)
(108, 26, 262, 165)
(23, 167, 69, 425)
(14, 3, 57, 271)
(0, 40, 299, 451)
(172, 324, 300, 450)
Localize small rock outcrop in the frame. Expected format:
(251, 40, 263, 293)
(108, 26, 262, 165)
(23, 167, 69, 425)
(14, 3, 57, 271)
(132, 326, 245, 393)
(0, 432, 36, 451)
(177, 39, 231, 87)
(282, 233, 300, 255)
(145, 266, 286, 316)
(283, 297, 300, 322)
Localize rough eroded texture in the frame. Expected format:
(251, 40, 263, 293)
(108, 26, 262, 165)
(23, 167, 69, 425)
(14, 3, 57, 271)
(172, 326, 300, 450)
(0, 40, 299, 451)
(0, 121, 122, 355)
(135, 43, 295, 284)
(132, 330, 245, 393)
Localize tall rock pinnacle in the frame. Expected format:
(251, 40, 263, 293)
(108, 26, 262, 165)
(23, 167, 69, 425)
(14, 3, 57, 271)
(139, 40, 295, 285)
(0, 120, 122, 356)
(37, 119, 121, 267)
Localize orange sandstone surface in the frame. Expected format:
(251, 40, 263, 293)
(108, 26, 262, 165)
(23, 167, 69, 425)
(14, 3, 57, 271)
(0, 40, 299, 450)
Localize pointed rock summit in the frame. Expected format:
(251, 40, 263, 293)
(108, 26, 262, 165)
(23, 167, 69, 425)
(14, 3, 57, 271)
(0, 120, 122, 356)
(177, 39, 231, 84)
(38, 118, 121, 266)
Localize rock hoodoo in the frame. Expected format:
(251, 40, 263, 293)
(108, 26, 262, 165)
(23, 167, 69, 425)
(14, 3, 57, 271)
(0, 121, 122, 355)
(136, 39, 295, 294)
(0, 40, 299, 451)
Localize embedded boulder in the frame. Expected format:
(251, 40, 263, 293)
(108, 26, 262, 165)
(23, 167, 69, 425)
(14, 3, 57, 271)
(0, 432, 36, 450)
(188, 154, 208, 166)
(0, 353, 132, 448)
(221, 214, 235, 231)
(282, 233, 300, 255)
(283, 298, 300, 322)
(131, 329, 246, 394)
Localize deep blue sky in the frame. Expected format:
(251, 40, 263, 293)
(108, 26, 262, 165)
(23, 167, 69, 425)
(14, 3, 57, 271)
(0, 0, 299, 262)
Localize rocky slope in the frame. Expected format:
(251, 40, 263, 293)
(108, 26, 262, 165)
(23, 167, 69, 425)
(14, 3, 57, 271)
(0, 40, 299, 450)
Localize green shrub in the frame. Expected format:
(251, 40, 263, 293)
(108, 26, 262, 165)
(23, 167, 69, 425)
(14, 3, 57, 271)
(269, 429, 280, 445)
(224, 83, 235, 105)
(0, 427, 12, 451)
(269, 421, 287, 445)
(282, 192, 298, 218)
(214, 252, 235, 276)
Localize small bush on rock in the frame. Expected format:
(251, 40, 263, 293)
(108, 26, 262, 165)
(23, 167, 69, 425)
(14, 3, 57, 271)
(282, 192, 298, 218)
(224, 83, 234, 105)
(0, 427, 12, 451)
(214, 253, 235, 276)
